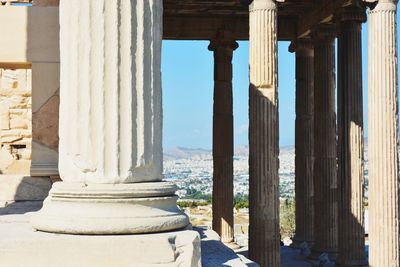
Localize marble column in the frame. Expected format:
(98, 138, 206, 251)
(311, 25, 338, 260)
(31, 0, 189, 234)
(289, 39, 315, 248)
(368, 1, 400, 266)
(248, 0, 280, 266)
(209, 32, 238, 244)
(337, 6, 367, 266)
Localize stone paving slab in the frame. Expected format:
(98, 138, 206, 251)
(0, 202, 313, 267)
(0, 202, 201, 267)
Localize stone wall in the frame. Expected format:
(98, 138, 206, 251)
(0, 68, 32, 175)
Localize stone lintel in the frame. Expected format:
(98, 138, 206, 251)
(297, 0, 349, 38)
(163, 16, 296, 41)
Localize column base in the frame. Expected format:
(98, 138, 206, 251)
(31, 181, 190, 234)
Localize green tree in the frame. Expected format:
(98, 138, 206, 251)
(280, 198, 295, 238)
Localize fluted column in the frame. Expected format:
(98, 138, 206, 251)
(368, 1, 400, 266)
(289, 39, 315, 248)
(31, 0, 189, 234)
(209, 32, 238, 244)
(248, 0, 279, 266)
(311, 25, 338, 260)
(337, 6, 367, 266)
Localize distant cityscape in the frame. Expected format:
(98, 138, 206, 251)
(164, 145, 369, 200)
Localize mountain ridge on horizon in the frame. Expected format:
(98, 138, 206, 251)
(164, 138, 369, 160)
(163, 144, 295, 160)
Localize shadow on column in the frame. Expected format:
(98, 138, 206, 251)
(248, 83, 280, 267)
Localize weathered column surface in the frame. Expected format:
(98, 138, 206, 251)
(248, 0, 280, 266)
(368, 1, 400, 266)
(31, 0, 189, 234)
(209, 33, 238, 244)
(289, 39, 314, 248)
(337, 6, 367, 266)
(311, 25, 338, 260)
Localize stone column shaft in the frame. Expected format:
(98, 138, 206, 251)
(248, 0, 280, 266)
(290, 40, 315, 247)
(312, 25, 338, 259)
(368, 1, 400, 266)
(32, 0, 189, 235)
(57, 0, 162, 184)
(209, 33, 238, 244)
(337, 8, 367, 266)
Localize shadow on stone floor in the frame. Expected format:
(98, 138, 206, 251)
(0, 175, 51, 215)
(236, 246, 312, 267)
(195, 227, 258, 267)
(0, 201, 42, 216)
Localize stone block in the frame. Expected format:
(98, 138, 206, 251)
(0, 208, 201, 267)
(0, 69, 29, 91)
(0, 175, 51, 202)
(1, 70, 19, 90)
(0, 129, 32, 141)
(8, 96, 31, 109)
(0, 104, 10, 130)
(10, 117, 29, 129)
(0, 135, 23, 144)
(9, 109, 29, 118)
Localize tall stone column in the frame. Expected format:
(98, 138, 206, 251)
(209, 32, 238, 245)
(31, 0, 189, 234)
(289, 39, 314, 248)
(337, 6, 367, 266)
(248, 0, 279, 266)
(368, 1, 400, 266)
(311, 25, 338, 260)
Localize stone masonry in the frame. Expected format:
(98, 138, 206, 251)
(0, 68, 32, 175)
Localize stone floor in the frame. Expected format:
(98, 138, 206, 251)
(0, 201, 313, 267)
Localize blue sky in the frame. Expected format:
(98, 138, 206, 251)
(162, 13, 396, 150)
